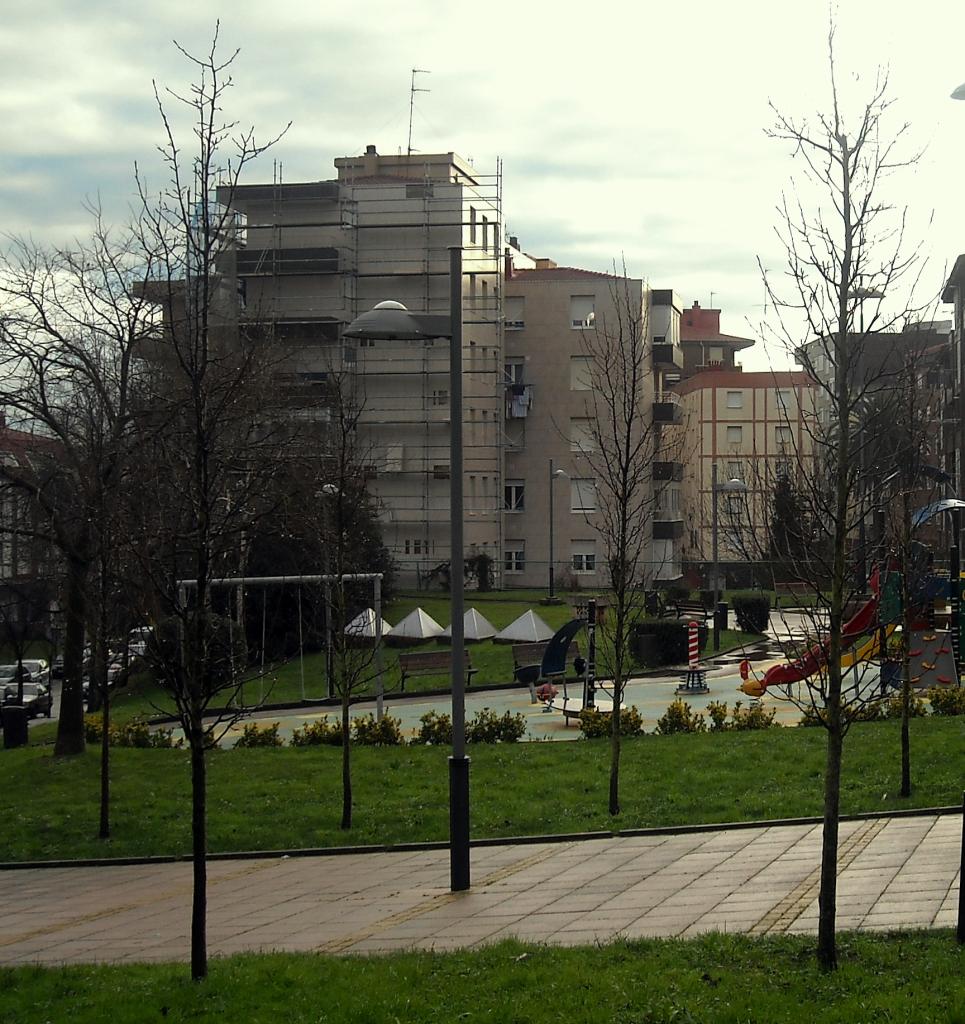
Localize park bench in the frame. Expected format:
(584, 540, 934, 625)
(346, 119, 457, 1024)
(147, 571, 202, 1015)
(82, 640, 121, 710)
(673, 599, 711, 622)
(774, 581, 810, 607)
(398, 650, 476, 693)
(512, 640, 581, 703)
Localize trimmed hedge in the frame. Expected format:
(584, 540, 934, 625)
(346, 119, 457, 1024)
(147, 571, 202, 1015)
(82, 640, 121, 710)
(731, 593, 771, 634)
(630, 619, 708, 667)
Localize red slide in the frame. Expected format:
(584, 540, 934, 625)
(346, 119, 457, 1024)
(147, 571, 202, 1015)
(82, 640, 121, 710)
(759, 590, 880, 690)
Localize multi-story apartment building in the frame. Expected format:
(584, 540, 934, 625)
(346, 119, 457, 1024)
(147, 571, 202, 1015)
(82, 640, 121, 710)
(674, 370, 816, 582)
(501, 261, 683, 588)
(220, 147, 503, 584)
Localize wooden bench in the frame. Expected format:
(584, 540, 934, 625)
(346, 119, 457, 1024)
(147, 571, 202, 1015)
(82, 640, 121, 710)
(674, 600, 711, 622)
(398, 651, 476, 693)
(774, 582, 810, 607)
(512, 640, 581, 703)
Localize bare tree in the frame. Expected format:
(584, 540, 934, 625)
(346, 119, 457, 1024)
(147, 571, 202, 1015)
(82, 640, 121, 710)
(761, 27, 929, 971)
(118, 28, 290, 981)
(577, 269, 682, 816)
(0, 215, 157, 758)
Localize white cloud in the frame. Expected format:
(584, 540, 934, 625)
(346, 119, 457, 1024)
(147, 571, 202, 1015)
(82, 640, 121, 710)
(2, 0, 964, 374)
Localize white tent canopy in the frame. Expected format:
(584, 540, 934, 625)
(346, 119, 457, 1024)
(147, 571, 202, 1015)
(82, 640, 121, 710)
(493, 609, 554, 644)
(442, 607, 496, 642)
(389, 607, 444, 642)
(343, 608, 393, 639)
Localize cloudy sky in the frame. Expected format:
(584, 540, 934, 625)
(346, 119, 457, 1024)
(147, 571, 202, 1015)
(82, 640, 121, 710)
(3, 0, 965, 369)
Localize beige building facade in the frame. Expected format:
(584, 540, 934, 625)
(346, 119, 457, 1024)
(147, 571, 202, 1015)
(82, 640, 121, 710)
(222, 148, 503, 584)
(675, 370, 816, 579)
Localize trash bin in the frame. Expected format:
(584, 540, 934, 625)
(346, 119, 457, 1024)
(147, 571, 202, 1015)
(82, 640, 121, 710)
(631, 632, 659, 667)
(2, 705, 29, 749)
(714, 602, 729, 634)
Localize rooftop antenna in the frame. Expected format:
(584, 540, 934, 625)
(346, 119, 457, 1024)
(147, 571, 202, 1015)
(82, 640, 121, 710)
(709, 291, 716, 308)
(407, 68, 431, 156)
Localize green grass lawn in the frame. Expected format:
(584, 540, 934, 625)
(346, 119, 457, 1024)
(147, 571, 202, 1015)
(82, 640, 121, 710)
(1, 933, 962, 1023)
(2, 716, 961, 862)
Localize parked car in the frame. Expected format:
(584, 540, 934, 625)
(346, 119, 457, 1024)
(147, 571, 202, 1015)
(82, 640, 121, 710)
(0, 664, 31, 689)
(19, 660, 50, 686)
(51, 655, 64, 679)
(2, 682, 52, 718)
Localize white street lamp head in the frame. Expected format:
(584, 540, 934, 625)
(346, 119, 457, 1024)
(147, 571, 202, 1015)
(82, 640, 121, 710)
(343, 299, 427, 341)
(952, 82, 965, 100)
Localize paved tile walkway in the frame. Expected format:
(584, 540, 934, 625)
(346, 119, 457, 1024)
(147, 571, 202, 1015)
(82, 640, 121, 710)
(0, 812, 959, 964)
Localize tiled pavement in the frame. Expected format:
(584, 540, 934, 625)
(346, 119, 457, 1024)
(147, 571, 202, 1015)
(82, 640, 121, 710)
(0, 812, 959, 964)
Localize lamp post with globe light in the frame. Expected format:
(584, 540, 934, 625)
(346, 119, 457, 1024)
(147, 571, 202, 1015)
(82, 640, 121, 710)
(712, 463, 748, 651)
(343, 247, 471, 892)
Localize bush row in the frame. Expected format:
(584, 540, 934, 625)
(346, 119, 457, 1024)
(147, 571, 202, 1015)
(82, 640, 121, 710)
(83, 715, 181, 748)
(237, 707, 531, 748)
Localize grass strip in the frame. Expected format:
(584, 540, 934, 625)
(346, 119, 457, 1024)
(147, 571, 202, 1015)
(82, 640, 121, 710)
(0, 933, 963, 1023)
(1, 716, 962, 862)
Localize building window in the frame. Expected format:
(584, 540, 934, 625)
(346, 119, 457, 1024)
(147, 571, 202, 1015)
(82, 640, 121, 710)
(482, 215, 489, 252)
(708, 346, 724, 364)
(726, 390, 744, 409)
(776, 426, 793, 445)
(570, 356, 593, 391)
(504, 480, 525, 511)
(404, 539, 430, 556)
(776, 388, 791, 411)
(504, 359, 524, 385)
(470, 206, 477, 244)
(775, 459, 792, 479)
(504, 543, 525, 573)
(727, 460, 742, 480)
(432, 389, 448, 406)
(570, 418, 596, 453)
(726, 425, 743, 446)
(505, 296, 525, 329)
(569, 295, 596, 329)
(433, 464, 450, 479)
(570, 478, 597, 513)
(572, 542, 596, 574)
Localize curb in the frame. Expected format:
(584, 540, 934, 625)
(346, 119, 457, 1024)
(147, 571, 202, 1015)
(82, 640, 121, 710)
(2, 804, 959, 872)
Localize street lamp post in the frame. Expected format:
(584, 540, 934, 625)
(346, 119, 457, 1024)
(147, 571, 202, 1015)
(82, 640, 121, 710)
(344, 247, 470, 892)
(711, 463, 748, 651)
(547, 460, 567, 603)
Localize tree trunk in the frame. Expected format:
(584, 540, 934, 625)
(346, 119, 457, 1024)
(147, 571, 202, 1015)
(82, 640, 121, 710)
(190, 720, 208, 981)
(817, 711, 843, 971)
(900, 671, 911, 797)
(99, 686, 110, 839)
(609, 615, 624, 817)
(340, 693, 352, 830)
(54, 556, 88, 756)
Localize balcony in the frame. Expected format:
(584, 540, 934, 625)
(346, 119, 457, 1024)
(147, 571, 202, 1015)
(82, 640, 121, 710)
(236, 246, 339, 277)
(652, 341, 684, 370)
(505, 384, 534, 419)
(504, 319, 525, 331)
(653, 461, 683, 482)
(652, 519, 684, 540)
(653, 391, 683, 424)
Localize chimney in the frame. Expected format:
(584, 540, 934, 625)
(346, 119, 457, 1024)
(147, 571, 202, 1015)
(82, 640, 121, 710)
(365, 144, 377, 155)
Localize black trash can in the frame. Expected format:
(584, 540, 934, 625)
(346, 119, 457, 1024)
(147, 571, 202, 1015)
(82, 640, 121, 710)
(2, 705, 29, 749)
(631, 631, 659, 667)
(714, 602, 729, 634)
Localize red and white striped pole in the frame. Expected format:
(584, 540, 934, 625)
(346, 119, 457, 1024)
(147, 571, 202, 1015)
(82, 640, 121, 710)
(688, 620, 699, 668)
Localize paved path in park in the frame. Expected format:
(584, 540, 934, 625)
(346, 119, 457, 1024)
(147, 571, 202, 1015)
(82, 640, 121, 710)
(0, 811, 959, 964)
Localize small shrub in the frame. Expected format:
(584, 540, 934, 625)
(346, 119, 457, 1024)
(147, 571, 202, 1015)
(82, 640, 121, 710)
(579, 705, 645, 739)
(291, 717, 343, 746)
(800, 703, 884, 727)
(706, 700, 730, 732)
(731, 593, 771, 634)
(352, 713, 405, 746)
(417, 710, 453, 745)
(881, 692, 928, 719)
(655, 699, 706, 735)
(467, 707, 528, 743)
(233, 721, 284, 748)
(927, 685, 965, 716)
(730, 700, 778, 731)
